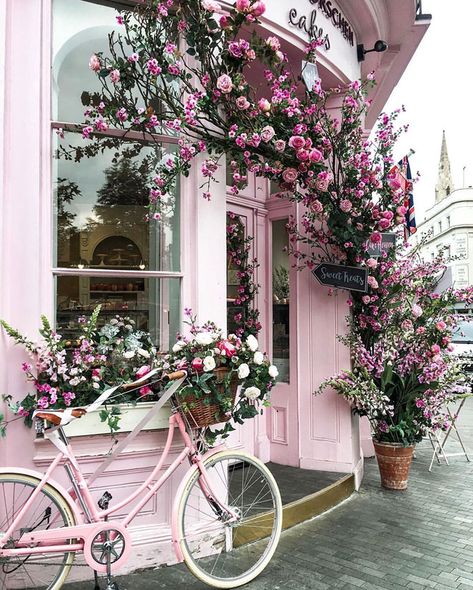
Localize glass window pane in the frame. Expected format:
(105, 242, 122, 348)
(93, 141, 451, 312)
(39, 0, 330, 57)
(54, 131, 180, 272)
(52, 0, 123, 122)
(56, 276, 180, 351)
(272, 219, 290, 383)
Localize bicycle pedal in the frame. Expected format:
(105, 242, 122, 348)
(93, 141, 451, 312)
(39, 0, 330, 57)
(98, 491, 113, 510)
(105, 583, 120, 590)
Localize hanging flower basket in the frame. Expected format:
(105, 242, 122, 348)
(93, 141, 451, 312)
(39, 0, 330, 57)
(178, 367, 239, 428)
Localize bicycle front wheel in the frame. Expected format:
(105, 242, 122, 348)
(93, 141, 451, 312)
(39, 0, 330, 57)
(0, 473, 76, 590)
(177, 450, 282, 589)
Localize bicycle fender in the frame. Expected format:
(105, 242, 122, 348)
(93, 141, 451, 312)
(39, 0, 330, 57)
(170, 445, 226, 562)
(0, 466, 84, 525)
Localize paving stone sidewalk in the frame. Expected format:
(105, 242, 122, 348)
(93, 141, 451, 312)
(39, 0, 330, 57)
(70, 397, 473, 590)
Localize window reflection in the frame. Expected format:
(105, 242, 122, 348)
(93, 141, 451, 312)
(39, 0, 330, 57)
(54, 132, 180, 272)
(272, 219, 290, 383)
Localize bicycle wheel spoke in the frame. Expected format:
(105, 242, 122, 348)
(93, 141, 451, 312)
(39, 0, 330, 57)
(179, 452, 282, 587)
(0, 475, 76, 590)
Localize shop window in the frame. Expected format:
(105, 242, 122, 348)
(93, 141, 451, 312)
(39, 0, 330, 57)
(272, 219, 290, 383)
(52, 0, 181, 350)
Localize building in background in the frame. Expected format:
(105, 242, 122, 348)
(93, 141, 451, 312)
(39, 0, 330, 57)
(417, 131, 472, 289)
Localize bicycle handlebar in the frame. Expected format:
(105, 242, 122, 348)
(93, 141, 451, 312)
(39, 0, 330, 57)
(120, 369, 187, 391)
(163, 370, 187, 382)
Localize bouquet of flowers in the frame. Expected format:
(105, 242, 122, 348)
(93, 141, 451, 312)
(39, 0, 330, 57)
(1, 306, 158, 433)
(160, 311, 278, 440)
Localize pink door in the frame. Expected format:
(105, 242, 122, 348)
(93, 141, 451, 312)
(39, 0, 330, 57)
(266, 200, 300, 467)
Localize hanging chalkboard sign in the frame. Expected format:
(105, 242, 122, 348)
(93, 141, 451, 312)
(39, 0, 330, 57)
(366, 233, 396, 258)
(312, 263, 368, 292)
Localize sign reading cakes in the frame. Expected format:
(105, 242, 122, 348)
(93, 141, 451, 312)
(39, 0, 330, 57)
(288, 0, 355, 51)
(312, 263, 368, 292)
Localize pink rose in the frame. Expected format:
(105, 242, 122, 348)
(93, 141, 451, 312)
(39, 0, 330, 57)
(296, 149, 309, 161)
(260, 125, 275, 143)
(110, 69, 120, 83)
(340, 199, 352, 213)
(370, 232, 382, 244)
(136, 365, 151, 379)
(366, 258, 378, 269)
(378, 218, 391, 230)
(139, 386, 153, 397)
(367, 276, 379, 289)
(416, 326, 426, 335)
(216, 74, 233, 94)
(258, 98, 271, 112)
(89, 54, 101, 72)
(217, 340, 237, 357)
(219, 15, 230, 28)
(436, 321, 447, 331)
(274, 139, 286, 152)
(431, 344, 441, 354)
(309, 148, 323, 163)
(288, 135, 305, 150)
(235, 0, 250, 12)
(362, 295, 371, 304)
(251, 0, 266, 17)
(311, 199, 323, 214)
(236, 96, 250, 110)
(266, 36, 280, 51)
(282, 167, 298, 184)
(191, 357, 204, 372)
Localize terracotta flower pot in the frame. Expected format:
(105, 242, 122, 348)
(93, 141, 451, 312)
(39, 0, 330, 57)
(373, 441, 415, 490)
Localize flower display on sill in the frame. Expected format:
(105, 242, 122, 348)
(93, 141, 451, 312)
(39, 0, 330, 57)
(159, 310, 277, 442)
(318, 245, 473, 446)
(0, 306, 158, 434)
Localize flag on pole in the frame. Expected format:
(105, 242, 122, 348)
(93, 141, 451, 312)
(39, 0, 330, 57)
(399, 155, 417, 240)
(389, 152, 416, 240)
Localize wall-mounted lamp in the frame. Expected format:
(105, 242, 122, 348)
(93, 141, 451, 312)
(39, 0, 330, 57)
(357, 40, 388, 62)
(301, 60, 320, 92)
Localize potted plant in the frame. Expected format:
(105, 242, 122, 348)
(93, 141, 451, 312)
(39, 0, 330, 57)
(160, 311, 278, 442)
(319, 245, 473, 489)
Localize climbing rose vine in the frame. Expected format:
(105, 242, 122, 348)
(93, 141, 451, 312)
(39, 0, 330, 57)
(60, 0, 410, 270)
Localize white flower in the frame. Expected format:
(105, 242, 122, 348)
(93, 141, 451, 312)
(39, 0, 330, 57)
(203, 355, 216, 372)
(138, 348, 150, 358)
(172, 341, 186, 353)
(268, 365, 279, 378)
(123, 350, 135, 359)
(196, 332, 215, 346)
(253, 351, 264, 365)
(246, 334, 259, 352)
(93, 382, 100, 389)
(244, 386, 260, 400)
(238, 363, 250, 379)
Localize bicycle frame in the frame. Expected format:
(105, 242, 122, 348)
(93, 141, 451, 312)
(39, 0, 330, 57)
(0, 378, 234, 573)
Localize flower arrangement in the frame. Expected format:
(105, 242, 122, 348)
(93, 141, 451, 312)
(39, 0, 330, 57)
(159, 310, 278, 441)
(1, 307, 158, 433)
(319, 244, 473, 446)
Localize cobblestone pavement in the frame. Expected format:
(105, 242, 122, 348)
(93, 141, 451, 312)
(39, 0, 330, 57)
(70, 398, 473, 590)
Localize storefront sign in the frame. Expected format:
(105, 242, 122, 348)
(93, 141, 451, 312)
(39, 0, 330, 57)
(312, 263, 368, 292)
(288, 0, 355, 51)
(366, 233, 396, 258)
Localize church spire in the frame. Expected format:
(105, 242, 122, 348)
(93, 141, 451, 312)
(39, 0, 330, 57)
(435, 130, 453, 203)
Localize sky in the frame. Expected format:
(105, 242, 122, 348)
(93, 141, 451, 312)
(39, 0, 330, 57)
(383, 0, 472, 223)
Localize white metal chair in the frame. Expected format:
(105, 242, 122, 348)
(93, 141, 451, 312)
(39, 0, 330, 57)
(428, 393, 472, 471)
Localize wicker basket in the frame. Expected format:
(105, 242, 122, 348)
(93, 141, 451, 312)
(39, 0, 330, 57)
(178, 366, 239, 428)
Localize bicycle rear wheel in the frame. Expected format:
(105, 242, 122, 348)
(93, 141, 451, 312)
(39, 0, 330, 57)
(0, 473, 76, 590)
(176, 450, 282, 589)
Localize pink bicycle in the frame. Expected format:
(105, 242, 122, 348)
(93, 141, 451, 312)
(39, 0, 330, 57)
(0, 369, 282, 589)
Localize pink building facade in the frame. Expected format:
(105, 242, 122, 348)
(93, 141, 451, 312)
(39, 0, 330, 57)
(0, 0, 430, 576)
